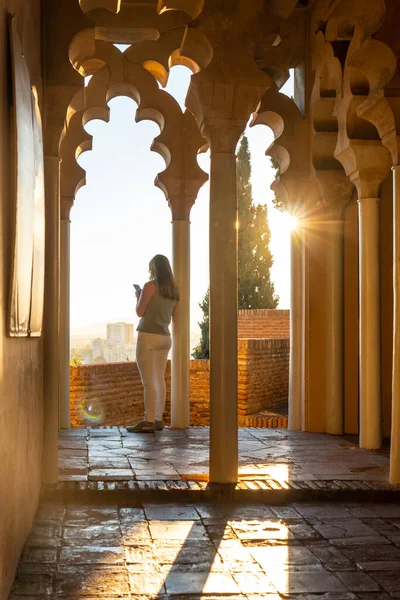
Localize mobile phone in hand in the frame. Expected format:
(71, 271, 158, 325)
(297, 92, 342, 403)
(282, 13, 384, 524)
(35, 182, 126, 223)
(133, 284, 141, 292)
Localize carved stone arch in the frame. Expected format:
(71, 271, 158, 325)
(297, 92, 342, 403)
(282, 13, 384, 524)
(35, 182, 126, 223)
(322, 0, 392, 194)
(345, 2, 400, 165)
(69, 27, 212, 87)
(60, 57, 208, 218)
(157, 0, 204, 21)
(250, 84, 311, 211)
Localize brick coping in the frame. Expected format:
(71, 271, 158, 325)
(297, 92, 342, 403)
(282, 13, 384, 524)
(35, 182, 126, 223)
(41, 478, 400, 505)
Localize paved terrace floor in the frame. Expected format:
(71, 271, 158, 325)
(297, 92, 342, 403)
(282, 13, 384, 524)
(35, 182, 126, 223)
(56, 427, 393, 496)
(10, 500, 400, 598)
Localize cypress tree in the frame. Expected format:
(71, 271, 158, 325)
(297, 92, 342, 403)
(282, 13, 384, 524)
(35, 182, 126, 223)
(192, 135, 278, 358)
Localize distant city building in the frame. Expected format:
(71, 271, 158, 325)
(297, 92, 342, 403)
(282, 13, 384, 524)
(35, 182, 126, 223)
(106, 322, 134, 345)
(91, 338, 104, 360)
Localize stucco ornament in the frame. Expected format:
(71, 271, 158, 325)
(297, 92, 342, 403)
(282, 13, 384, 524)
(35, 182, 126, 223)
(61, 38, 208, 219)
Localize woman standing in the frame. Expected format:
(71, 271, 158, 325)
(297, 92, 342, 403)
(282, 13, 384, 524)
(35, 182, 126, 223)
(127, 254, 179, 433)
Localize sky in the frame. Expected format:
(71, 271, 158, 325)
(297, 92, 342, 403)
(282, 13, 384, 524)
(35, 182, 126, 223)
(70, 63, 294, 336)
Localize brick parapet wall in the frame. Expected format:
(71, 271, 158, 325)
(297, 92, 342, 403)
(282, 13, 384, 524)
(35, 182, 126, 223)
(70, 338, 289, 427)
(238, 309, 290, 339)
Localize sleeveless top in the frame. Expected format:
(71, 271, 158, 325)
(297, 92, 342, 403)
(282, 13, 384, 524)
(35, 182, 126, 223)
(136, 282, 177, 336)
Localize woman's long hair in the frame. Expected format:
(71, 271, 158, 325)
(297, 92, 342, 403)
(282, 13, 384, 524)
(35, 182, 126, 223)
(149, 255, 179, 301)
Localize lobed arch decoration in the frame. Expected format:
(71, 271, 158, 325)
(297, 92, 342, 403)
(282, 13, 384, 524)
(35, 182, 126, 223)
(79, 0, 205, 21)
(324, 0, 393, 193)
(60, 32, 210, 218)
(309, 33, 354, 206)
(250, 83, 312, 213)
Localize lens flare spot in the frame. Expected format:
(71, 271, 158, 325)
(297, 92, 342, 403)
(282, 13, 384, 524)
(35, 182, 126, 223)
(79, 399, 104, 424)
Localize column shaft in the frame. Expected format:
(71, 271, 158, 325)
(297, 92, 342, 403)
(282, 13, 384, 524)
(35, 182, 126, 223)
(325, 216, 344, 434)
(59, 218, 71, 429)
(42, 157, 60, 482)
(358, 198, 381, 449)
(391, 166, 400, 483)
(288, 229, 302, 430)
(209, 151, 238, 484)
(171, 220, 191, 429)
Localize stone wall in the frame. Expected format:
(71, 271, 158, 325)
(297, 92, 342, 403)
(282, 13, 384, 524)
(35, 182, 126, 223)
(0, 2, 44, 597)
(70, 338, 289, 427)
(238, 309, 290, 339)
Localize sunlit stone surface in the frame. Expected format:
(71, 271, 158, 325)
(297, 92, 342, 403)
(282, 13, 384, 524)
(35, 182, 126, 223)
(10, 500, 400, 598)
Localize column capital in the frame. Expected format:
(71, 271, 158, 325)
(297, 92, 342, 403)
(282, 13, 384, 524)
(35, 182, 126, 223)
(314, 169, 354, 218)
(334, 141, 392, 200)
(186, 69, 270, 153)
(60, 196, 74, 221)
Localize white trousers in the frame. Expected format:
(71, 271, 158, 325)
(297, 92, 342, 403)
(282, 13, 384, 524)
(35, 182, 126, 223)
(136, 332, 171, 422)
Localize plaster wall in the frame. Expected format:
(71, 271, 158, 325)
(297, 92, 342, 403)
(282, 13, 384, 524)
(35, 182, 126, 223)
(0, 1, 44, 597)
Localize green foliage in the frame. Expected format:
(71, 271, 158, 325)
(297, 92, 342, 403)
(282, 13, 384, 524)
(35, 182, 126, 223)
(238, 137, 279, 309)
(193, 136, 279, 358)
(270, 156, 286, 212)
(192, 288, 209, 359)
(70, 352, 83, 366)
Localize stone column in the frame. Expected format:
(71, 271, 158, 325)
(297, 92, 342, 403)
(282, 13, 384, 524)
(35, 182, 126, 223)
(59, 197, 73, 429)
(186, 64, 269, 483)
(208, 127, 242, 484)
(171, 219, 191, 429)
(358, 197, 381, 449)
(288, 226, 303, 430)
(325, 205, 345, 435)
(42, 156, 60, 483)
(391, 165, 400, 483)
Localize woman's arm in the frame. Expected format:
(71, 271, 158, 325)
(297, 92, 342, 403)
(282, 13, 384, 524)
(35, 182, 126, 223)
(136, 281, 156, 317)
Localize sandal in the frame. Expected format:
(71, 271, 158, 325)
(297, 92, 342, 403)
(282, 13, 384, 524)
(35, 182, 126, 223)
(126, 420, 154, 433)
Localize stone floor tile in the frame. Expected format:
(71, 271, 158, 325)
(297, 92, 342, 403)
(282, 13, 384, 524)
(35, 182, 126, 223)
(230, 519, 292, 542)
(292, 504, 356, 520)
(34, 504, 65, 523)
(335, 571, 381, 592)
(306, 542, 354, 567)
(65, 507, 119, 525)
(59, 545, 124, 564)
(367, 571, 400, 593)
(144, 504, 200, 521)
(63, 524, 121, 544)
(155, 541, 219, 564)
(359, 560, 400, 571)
(281, 594, 357, 600)
(249, 544, 321, 568)
(119, 507, 146, 522)
(21, 546, 57, 564)
(288, 523, 323, 540)
(329, 536, 391, 548)
(355, 593, 392, 600)
(340, 543, 400, 562)
(344, 505, 381, 519)
(125, 544, 157, 563)
(220, 505, 277, 520)
(370, 505, 400, 518)
(88, 469, 134, 481)
(10, 573, 54, 596)
(267, 570, 347, 594)
(55, 566, 129, 597)
(128, 571, 166, 594)
(313, 521, 377, 540)
(232, 572, 277, 594)
(119, 522, 153, 544)
(165, 571, 241, 595)
(195, 504, 226, 519)
(269, 506, 302, 520)
(149, 521, 208, 540)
